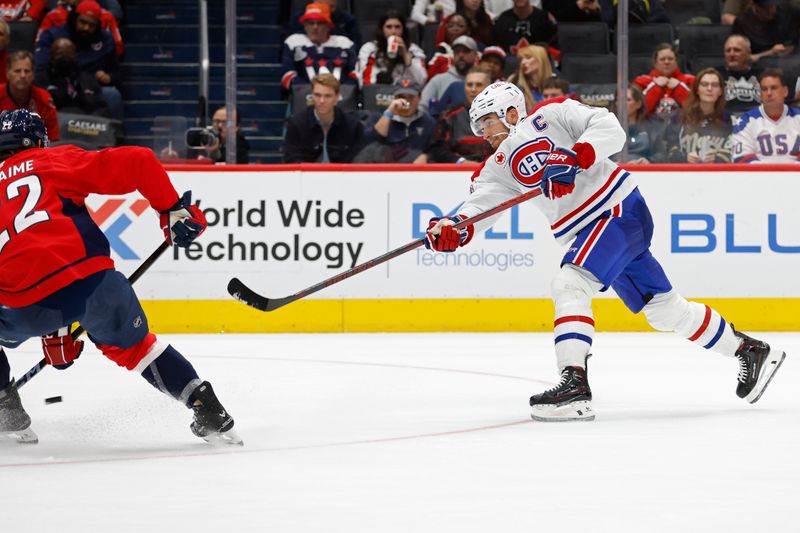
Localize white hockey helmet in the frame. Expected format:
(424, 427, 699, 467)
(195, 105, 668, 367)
(469, 81, 527, 136)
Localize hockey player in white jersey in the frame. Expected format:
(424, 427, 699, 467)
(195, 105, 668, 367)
(731, 69, 800, 164)
(424, 82, 786, 421)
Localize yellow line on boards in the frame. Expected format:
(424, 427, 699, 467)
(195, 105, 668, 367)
(141, 298, 800, 333)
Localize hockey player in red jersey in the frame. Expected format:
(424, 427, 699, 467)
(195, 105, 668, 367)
(0, 109, 241, 445)
(424, 82, 786, 421)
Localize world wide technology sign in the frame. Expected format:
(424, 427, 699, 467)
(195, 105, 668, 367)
(84, 170, 800, 301)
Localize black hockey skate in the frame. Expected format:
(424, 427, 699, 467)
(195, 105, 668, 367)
(0, 380, 38, 444)
(733, 327, 786, 404)
(188, 381, 243, 446)
(529, 360, 594, 422)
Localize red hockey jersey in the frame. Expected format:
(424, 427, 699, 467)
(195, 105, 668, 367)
(0, 145, 179, 307)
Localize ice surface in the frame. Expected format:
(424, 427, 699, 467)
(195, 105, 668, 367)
(1, 332, 797, 532)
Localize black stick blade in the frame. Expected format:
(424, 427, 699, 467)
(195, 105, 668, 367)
(227, 278, 297, 312)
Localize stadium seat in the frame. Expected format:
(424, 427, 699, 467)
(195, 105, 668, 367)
(622, 24, 675, 55)
(290, 83, 358, 113)
(557, 23, 610, 55)
(676, 25, 731, 66)
(560, 54, 617, 84)
(690, 55, 724, 73)
(9, 20, 38, 52)
(664, 0, 721, 25)
(361, 83, 395, 112)
(57, 112, 122, 148)
(421, 22, 439, 59)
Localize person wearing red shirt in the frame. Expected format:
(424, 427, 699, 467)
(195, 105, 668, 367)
(39, 0, 123, 56)
(0, 50, 59, 140)
(0, 109, 242, 446)
(634, 43, 696, 118)
(0, 0, 47, 21)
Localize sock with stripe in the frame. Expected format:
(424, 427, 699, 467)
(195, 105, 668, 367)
(140, 345, 202, 406)
(552, 264, 602, 370)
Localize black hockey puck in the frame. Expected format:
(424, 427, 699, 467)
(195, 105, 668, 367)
(44, 396, 63, 405)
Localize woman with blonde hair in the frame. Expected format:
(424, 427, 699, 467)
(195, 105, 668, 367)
(507, 44, 553, 109)
(664, 67, 732, 163)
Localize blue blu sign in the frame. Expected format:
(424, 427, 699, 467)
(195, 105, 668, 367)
(671, 214, 800, 253)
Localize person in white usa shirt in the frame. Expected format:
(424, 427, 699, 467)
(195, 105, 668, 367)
(423, 82, 786, 421)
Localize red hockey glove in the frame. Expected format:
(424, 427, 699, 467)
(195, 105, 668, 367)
(541, 147, 579, 199)
(424, 215, 474, 252)
(160, 191, 208, 247)
(42, 326, 84, 370)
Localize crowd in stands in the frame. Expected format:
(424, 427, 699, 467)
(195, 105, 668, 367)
(281, 0, 800, 165)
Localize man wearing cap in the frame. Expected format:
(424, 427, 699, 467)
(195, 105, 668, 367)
(286, 0, 362, 50)
(39, 0, 124, 56)
(419, 35, 478, 115)
(34, 0, 121, 119)
(353, 76, 436, 164)
(479, 46, 507, 82)
(281, 3, 357, 90)
(732, 0, 800, 59)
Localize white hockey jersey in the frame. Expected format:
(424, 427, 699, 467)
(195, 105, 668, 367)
(460, 97, 636, 245)
(731, 104, 800, 164)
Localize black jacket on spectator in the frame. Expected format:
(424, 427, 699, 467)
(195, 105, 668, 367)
(600, 0, 670, 25)
(731, 3, 800, 55)
(218, 134, 250, 164)
(283, 106, 363, 163)
(493, 7, 557, 52)
(35, 63, 109, 117)
(543, 0, 602, 22)
(428, 105, 494, 163)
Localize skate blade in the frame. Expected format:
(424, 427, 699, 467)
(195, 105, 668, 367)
(531, 400, 595, 422)
(0, 427, 39, 444)
(746, 349, 786, 404)
(202, 428, 244, 447)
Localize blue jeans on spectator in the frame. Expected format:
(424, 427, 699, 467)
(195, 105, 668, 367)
(102, 86, 123, 121)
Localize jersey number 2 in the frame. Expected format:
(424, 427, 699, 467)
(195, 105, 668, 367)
(0, 175, 51, 254)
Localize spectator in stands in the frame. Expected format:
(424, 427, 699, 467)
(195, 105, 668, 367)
(198, 105, 249, 164)
(664, 68, 732, 163)
(493, 0, 556, 53)
(36, 37, 108, 116)
(357, 11, 427, 87)
(543, 0, 601, 22)
(508, 44, 554, 109)
(283, 73, 362, 163)
(436, 0, 494, 46)
(0, 50, 59, 139)
(721, 34, 762, 117)
(281, 3, 357, 90)
(731, 0, 800, 60)
(354, 76, 436, 164)
(0, 19, 9, 84)
(633, 43, 695, 119)
(599, 0, 669, 26)
(35, 0, 121, 120)
(421, 35, 478, 115)
(732, 68, 800, 163)
(39, 0, 123, 56)
(618, 84, 666, 163)
(479, 45, 506, 81)
(287, 0, 361, 50)
(541, 77, 571, 100)
(425, 67, 493, 163)
(411, 0, 456, 25)
(721, 0, 800, 24)
(0, 0, 47, 21)
(426, 12, 472, 79)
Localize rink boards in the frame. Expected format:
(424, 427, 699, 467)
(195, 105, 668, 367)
(88, 164, 800, 332)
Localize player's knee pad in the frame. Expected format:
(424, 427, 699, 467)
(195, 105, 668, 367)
(642, 290, 702, 334)
(551, 264, 601, 307)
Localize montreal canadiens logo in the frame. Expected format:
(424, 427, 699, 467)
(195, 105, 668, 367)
(510, 137, 554, 187)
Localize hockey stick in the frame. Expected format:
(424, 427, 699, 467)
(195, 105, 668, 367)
(13, 240, 171, 391)
(228, 187, 544, 312)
